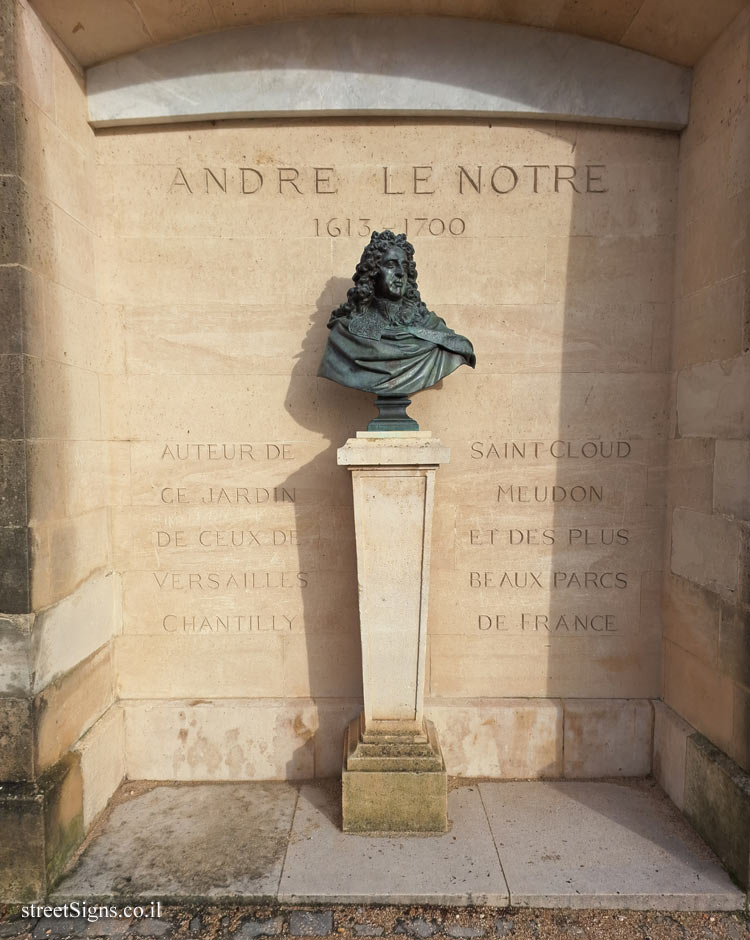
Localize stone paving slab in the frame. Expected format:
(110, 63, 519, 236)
(46, 779, 746, 911)
(53, 783, 298, 901)
(478, 781, 745, 910)
(278, 784, 508, 906)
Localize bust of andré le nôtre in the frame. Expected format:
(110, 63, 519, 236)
(318, 229, 475, 428)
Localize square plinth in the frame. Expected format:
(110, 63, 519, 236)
(341, 717, 448, 832)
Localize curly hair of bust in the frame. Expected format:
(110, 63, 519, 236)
(329, 230, 427, 323)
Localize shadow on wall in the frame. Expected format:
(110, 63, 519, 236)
(407, 119, 674, 782)
(546, 122, 674, 786)
(280, 275, 369, 778)
(253, 118, 675, 783)
(551, 122, 673, 704)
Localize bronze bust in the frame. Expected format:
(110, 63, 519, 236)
(318, 230, 475, 429)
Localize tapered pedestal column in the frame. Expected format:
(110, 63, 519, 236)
(337, 432, 449, 832)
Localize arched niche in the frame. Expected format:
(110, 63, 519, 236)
(87, 17, 690, 129)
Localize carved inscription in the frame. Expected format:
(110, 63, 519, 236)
(469, 572, 628, 589)
(463, 439, 636, 637)
(469, 528, 629, 545)
(154, 571, 308, 589)
(161, 442, 293, 460)
(169, 164, 608, 197)
(496, 484, 603, 503)
(162, 613, 299, 633)
(313, 218, 466, 237)
(159, 487, 295, 505)
(471, 440, 631, 459)
(137, 441, 307, 636)
(478, 613, 617, 633)
(168, 162, 609, 238)
(154, 529, 298, 547)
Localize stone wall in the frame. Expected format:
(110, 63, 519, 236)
(2, 0, 750, 902)
(23, 0, 750, 68)
(95, 118, 677, 781)
(0, 0, 35, 899)
(654, 4, 750, 888)
(0, 0, 122, 902)
(661, 5, 749, 774)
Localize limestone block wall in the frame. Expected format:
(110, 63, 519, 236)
(23, 0, 750, 69)
(18, 0, 121, 785)
(662, 5, 750, 774)
(0, 0, 35, 899)
(2, 0, 750, 903)
(653, 4, 750, 888)
(0, 0, 122, 902)
(93, 117, 677, 781)
(2, 0, 749, 903)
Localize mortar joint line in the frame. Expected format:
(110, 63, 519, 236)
(276, 784, 300, 900)
(477, 782, 511, 906)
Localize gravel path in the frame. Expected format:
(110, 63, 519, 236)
(1, 904, 748, 940)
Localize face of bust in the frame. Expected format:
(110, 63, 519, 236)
(374, 246, 408, 301)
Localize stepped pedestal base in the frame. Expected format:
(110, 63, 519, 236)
(341, 714, 448, 833)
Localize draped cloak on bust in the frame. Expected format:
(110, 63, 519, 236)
(318, 298, 476, 396)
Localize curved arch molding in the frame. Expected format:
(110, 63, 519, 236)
(86, 17, 690, 129)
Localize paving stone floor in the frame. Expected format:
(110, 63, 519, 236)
(47, 779, 743, 911)
(3, 778, 747, 939)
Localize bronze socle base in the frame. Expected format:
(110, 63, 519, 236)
(367, 395, 420, 432)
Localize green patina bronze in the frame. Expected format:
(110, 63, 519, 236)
(318, 230, 476, 430)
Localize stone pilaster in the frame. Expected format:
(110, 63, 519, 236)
(0, 0, 85, 901)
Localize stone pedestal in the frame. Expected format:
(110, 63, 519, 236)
(337, 432, 449, 832)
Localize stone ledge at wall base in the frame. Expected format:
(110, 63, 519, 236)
(654, 701, 750, 891)
(73, 704, 126, 831)
(119, 697, 657, 782)
(685, 735, 750, 891)
(0, 753, 84, 903)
